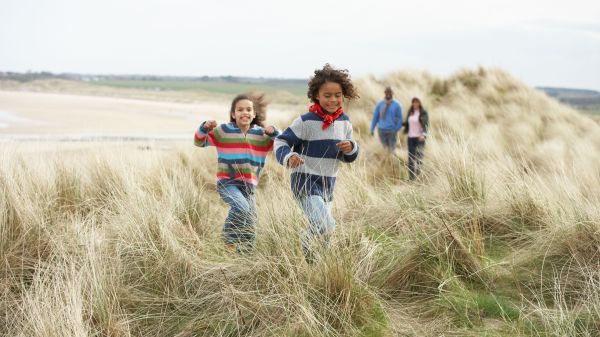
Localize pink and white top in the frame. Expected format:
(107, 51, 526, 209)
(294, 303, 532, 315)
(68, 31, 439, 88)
(407, 110, 423, 138)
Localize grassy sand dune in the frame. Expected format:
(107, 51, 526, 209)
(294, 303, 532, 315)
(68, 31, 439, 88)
(1, 68, 599, 336)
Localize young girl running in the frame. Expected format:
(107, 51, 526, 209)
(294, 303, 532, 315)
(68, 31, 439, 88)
(274, 64, 360, 261)
(194, 93, 280, 253)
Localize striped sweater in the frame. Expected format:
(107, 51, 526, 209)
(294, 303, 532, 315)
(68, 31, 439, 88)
(274, 112, 359, 201)
(194, 122, 280, 190)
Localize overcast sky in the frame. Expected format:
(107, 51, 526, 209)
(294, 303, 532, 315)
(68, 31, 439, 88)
(1, 0, 599, 90)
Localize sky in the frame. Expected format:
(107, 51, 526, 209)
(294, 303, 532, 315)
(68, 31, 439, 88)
(1, 0, 599, 90)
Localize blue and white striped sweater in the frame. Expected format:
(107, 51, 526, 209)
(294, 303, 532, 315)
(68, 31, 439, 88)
(274, 112, 359, 201)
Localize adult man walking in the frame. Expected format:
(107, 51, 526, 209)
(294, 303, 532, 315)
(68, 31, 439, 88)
(370, 87, 403, 153)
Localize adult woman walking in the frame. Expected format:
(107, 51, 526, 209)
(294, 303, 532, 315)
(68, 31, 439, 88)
(403, 97, 429, 180)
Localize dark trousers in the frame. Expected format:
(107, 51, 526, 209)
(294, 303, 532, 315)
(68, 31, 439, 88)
(407, 137, 425, 180)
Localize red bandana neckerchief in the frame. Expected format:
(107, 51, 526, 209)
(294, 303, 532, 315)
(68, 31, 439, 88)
(309, 103, 344, 129)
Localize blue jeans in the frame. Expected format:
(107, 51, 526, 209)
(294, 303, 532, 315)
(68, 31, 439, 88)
(378, 130, 398, 152)
(217, 184, 257, 247)
(297, 195, 336, 260)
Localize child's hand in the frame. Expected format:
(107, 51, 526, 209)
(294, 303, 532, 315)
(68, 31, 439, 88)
(265, 126, 276, 136)
(204, 120, 218, 131)
(336, 141, 354, 154)
(288, 154, 304, 168)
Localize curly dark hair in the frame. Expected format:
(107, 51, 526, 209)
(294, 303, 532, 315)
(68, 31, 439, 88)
(229, 92, 268, 127)
(307, 63, 359, 103)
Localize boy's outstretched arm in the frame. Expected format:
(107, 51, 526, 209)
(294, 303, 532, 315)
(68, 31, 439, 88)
(194, 120, 217, 147)
(339, 126, 359, 163)
(274, 117, 303, 167)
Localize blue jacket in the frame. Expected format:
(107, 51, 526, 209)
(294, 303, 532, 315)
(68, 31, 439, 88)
(274, 112, 359, 201)
(370, 99, 403, 134)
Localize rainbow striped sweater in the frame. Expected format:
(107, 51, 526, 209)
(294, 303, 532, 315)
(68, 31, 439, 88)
(194, 122, 280, 190)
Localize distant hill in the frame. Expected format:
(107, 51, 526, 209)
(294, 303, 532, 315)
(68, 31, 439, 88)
(537, 86, 600, 110)
(0, 71, 306, 84)
(0, 71, 308, 97)
(3, 71, 600, 113)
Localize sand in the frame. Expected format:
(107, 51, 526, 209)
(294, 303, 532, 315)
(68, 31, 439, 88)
(0, 90, 293, 138)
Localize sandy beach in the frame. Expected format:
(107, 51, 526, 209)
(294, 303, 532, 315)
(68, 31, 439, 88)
(0, 90, 293, 140)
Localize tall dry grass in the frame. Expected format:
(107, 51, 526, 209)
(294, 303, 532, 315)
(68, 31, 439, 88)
(1, 68, 599, 336)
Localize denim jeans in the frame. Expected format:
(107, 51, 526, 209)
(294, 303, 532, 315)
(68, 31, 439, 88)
(297, 195, 336, 261)
(378, 130, 398, 152)
(217, 184, 257, 248)
(407, 137, 426, 180)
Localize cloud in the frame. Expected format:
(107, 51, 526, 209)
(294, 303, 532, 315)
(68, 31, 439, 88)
(520, 20, 600, 41)
(1, 0, 599, 89)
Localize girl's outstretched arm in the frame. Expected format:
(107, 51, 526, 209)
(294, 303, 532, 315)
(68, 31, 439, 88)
(264, 126, 282, 153)
(194, 120, 217, 147)
(264, 125, 281, 138)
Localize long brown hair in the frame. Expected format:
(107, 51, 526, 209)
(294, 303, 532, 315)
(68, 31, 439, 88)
(229, 92, 268, 127)
(407, 97, 425, 116)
